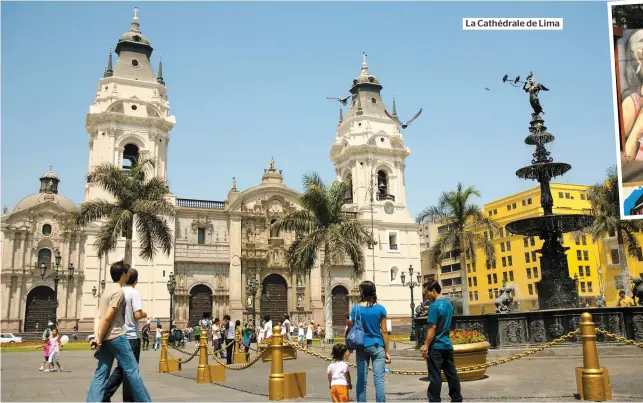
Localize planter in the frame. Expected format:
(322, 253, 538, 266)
(440, 341, 490, 382)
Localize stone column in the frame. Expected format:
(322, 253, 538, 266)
(229, 216, 243, 316)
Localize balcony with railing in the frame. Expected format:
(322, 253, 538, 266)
(176, 198, 225, 210)
(376, 193, 395, 202)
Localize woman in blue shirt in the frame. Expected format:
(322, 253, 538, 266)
(347, 281, 391, 402)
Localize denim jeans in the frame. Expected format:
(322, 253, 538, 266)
(356, 344, 386, 402)
(102, 338, 141, 402)
(86, 335, 151, 402)
(427, 348, 462, 402)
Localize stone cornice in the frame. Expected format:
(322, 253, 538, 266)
(332, 145, 409, 165)
(85, 112, 174, 133)
(99, 76, 167, 92)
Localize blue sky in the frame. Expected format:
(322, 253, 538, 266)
(1, 1, 617, 216)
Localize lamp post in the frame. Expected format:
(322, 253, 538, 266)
(167, 273, 176, 326)
(40, 248, 74, 326)
(246, 274, 259, 329)
(401, 264, 421, 341)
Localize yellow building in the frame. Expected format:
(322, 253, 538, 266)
(465, 183, 643, 315)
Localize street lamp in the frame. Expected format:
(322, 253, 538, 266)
(246, 274, 259, 329)
(39, 248, 74, 326)
(167, 273, 176, 326)
(401, 264, 421, 341)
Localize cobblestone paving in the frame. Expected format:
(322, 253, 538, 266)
(1, 346, 642, 401)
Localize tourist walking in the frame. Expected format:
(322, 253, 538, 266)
(282, 314, 292, 343)
(306, 320, 314, 349)
(154, 326, 162, 351)
(141, 320, 150, 351)
(263, 315, 273, 341)
(37, 336, 51, 371)
(194, 322, 202, 348)
(346, 281, 390, 403)
(212, 318, 223, 357)
(45, 328, 63, 372)
(298, 323, 305, 347)
(103, 268, 148, 402)
(86, 261, 151, 402)
(327, 343, 352, 402)
(223, 315, 235, 364)
(421, 279, 462, 402)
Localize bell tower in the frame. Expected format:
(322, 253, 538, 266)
(84, 8, 176, 202)
(329, 54, 421, 320)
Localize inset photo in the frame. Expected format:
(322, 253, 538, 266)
(611, 1, 643, 217)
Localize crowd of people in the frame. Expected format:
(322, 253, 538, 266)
(77, 259, 462, 403)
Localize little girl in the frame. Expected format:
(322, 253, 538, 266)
(37, 337, 51, 371)
(327, 344, 351, 402)
(297, 323, 305, 347)
(45, 328, 63, 372)
(306, 321, 314, 349)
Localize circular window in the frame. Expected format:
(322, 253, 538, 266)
(131, 59, 139, 67)
(131, 105, 138, 110)
(358, 123, 362, 126)
(42, 224, 52, 237)
(104, 86, 108, 90)
(133, 35, 141, 42)
(380, 137, 385, 142)
(371, 98, 377, 104)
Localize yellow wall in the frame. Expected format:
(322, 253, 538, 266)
(465, 183, 643, 315)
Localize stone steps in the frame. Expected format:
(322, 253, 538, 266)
(13, 331, 93, 341)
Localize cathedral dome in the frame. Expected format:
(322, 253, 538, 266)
(119, 30, 151, 46)
(12, 193, 77, 214)
(350, 53, 382, 91)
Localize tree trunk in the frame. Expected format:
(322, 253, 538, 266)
(323, 245, 334, 343)
(459, 239, 469, 316)
(616, 225, 632, 297)
(124, 217, 134, 266)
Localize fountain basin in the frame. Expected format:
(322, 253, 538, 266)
(506, 214, 594, 237)
(442, 341, 490, 382)
(525, 132, 554, 145)
(516, 162, 571, 180)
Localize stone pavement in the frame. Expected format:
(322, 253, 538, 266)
(1, 345, 643, 401)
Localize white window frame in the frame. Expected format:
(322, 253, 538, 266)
(387, 230, 400, 252)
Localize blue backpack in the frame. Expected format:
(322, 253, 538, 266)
(346, 304, 365, 352)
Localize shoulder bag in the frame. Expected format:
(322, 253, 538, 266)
(346, 304, 365, 351)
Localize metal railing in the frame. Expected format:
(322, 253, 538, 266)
(176, 199, 225, 209)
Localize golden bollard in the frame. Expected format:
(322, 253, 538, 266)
(233, 326, 248, 364)
(575, 312, 612, 401)
(158, 332, 169, 373)
(196, 329, 209, 383)
(269, 325, 285, 400)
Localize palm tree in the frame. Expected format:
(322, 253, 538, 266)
(582, 166, 643, 296)
(273, 172, 371, 342)
(416, 183, 498, 315)
(76, 158, 176, 265)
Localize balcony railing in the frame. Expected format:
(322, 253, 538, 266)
(376, 193, 395, 202)
(344, 212, 358, 220)
(177, 198, 225, 209)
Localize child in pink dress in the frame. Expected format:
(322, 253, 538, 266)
(37, 338, 51, 371)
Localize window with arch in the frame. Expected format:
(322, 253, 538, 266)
(344, 173, 353, 203)
(389, 266, 400, 284)
(42, 224, 52, 237)
(122, 144, 140, 171)
(38, 248, 52, 267)
(376, 170, 395, 202)
(270, 219, 280, 238)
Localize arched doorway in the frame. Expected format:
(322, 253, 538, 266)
(332, 285, 349, 327)
(189, 285, 212, 326)
(24, 286, 56, 332)
(260, 274, 288, 322)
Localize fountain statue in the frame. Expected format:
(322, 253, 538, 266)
(502, 72, 594, 310)
(495, 282, 515, 313)
(633, 276, 643, 306)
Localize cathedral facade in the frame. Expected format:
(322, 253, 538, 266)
(0, 11, 421, 332)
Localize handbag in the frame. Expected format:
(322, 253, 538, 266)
(346, 304, 365, 351)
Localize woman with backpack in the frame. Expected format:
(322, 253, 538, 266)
(346, 281, 390, 402)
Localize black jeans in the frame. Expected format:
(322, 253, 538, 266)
(427, 348, 462, 402)
(225, 338, 234, 364)
(102, 338, 141, 402)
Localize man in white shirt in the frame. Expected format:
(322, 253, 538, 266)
(102, 268, 147, 402)
(263, 315, 273, 340)
(223, 315, 236, 364)
(281, 314, 292, 343)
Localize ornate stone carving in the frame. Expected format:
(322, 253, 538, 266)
(297, 294, 304, 308)
(608, 315, 621, 335)
(632, 315, 643, 342)
(569, 316, 580, 341)
(530, 319, 546, 343)
(505, 320, 523, 344)
(247, 295, 253, 308)
(470, 322, 484, 334)
(548, 323, 564, 338)
(296, 275, 304, 288)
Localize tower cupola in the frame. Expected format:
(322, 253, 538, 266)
(344, 53, 389, 121)
(39, 167, 60, 194)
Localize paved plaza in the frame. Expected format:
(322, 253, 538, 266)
(2, 345, 643, 401)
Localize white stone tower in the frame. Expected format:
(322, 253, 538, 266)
(80, 9, 176, 326)
(85, 7, 176, 202)
(329, 54, 422, 319)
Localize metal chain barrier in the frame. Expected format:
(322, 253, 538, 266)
(206, 341, 271, 371)
(294, 330, 579, 376)
(166, 343, 200, 364)
(596, 328, 643, 349)
(292, 343, 373, 371)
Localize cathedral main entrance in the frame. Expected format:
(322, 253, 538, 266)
(24, 286, 56, 332)
(332, 285, 349, 327)
(260, 274, 288, 322)
(189, 285, 212, 326)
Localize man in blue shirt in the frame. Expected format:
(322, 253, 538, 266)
(421, 279, 462, 402)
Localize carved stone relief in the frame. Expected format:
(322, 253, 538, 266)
(608, 315, 621, 335)
(632, 315, 643, 342)
(530, 319, 546, 343)
(548, 323, 564, 338)
(505, 320, 523, 344)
